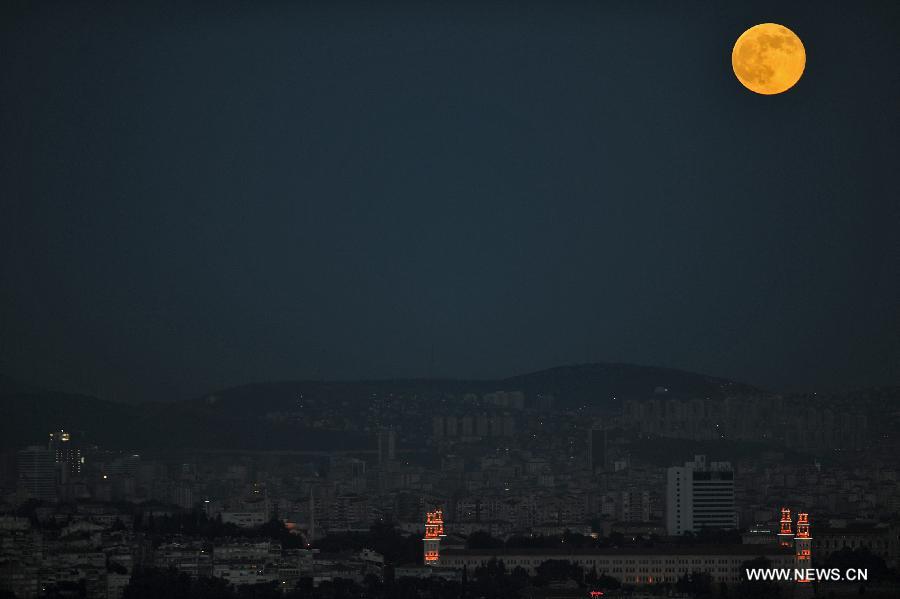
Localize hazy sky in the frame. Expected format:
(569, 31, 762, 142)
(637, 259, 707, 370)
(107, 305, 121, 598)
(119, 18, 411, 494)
(1, 0, 898, 402)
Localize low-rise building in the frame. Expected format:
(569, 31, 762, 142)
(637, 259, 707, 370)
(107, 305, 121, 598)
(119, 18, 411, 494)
(440, 545, 795, 585)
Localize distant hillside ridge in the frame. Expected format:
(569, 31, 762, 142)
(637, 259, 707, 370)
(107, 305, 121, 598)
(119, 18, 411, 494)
(197, 362, 760, 415)
(0, 362, 759, 450)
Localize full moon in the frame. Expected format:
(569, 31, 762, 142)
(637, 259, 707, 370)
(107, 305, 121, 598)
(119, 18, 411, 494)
(732, 23, 805, 95)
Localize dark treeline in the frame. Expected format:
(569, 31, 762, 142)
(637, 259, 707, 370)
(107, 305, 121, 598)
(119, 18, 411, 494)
(119, 554, 898, 599)
(465, 527, 742, 550)
(311, 522, 422, 565)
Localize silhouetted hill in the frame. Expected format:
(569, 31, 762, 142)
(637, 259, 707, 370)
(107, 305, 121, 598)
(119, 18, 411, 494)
(0, 363, 759, 450)
(0, 387, 367, 452)
(502, 363, 759, 406)
(0, 388, 137, 449)
(198, 362, 758, 417)
(192, 378, 495, 418)
(0, 374, 39, 395)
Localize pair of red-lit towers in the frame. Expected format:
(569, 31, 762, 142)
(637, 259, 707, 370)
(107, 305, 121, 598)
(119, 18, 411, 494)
(778, 507, 812, 582)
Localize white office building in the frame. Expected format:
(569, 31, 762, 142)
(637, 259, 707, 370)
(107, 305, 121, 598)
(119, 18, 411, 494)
(666, 455, 737, 536)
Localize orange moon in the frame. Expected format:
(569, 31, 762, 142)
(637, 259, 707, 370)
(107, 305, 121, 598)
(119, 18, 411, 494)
(732, 23, 805, 95)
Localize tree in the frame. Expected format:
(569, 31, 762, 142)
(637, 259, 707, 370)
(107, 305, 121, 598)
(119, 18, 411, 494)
(675, 571, 713, 597)
(474, 557, 507, 580)
(561, 530, 591, 548)
(594, 574, 620, 590)
(534, 559, 584, 585)
(823, 547, 890, 592)
(733, 557, 780, 599)
(470, 558, 525, 599)
(467, 530, 504, 549)
(122, 567, 234, 599)
(824, 547, 888, 580)
(696, 527, 741, 544)
(314, 578, 363, 599)
(235, 582, 283, 598)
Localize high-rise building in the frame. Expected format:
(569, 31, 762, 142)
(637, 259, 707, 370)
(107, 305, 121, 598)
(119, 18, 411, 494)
(17, 446, 57, 502)
(587, 426, 607, 473)
(666, 454, 736, 535)
(620, 490, 652, 523)
(475, 414, 489, 438)
(445, 416, 458, 437)
(377, 427, 396, 465)
(49, 429, 84, 481)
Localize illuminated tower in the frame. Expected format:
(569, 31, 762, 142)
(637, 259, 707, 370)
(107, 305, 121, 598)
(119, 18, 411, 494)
(777, 507, 793, 548)
(795, 512, 812, 583)
(423, 508, 445, 566)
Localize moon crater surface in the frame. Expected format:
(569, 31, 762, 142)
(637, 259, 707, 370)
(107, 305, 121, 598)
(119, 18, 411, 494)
(732, 23, 805, 95)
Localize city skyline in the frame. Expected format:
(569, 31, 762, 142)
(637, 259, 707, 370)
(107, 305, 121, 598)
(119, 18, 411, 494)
(1, 1, 898, 596)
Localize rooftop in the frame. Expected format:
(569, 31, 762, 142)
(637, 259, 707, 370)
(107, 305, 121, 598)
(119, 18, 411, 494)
(442, 544, 794, 557)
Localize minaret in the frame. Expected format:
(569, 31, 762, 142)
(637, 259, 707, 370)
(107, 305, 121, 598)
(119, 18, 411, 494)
(423, 508, 445, 566)
(795, 512, 812, 583)
(777, 507, 793, 548)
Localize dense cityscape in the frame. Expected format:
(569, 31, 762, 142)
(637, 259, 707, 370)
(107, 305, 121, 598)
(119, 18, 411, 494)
(3, 1, 898, 599)
(2, 370, 898, 598)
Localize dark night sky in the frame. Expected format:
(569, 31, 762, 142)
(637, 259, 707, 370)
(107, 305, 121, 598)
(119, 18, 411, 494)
(1, 1, 898, 402)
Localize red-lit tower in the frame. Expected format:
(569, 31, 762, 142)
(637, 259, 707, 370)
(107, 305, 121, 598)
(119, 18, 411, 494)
(795, 512, 812, 583)
(423, 508, 445, 566)
(777, 507, 793, 548)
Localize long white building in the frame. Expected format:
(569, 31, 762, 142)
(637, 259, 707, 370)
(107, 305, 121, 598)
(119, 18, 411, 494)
(440, 545, 794, 585)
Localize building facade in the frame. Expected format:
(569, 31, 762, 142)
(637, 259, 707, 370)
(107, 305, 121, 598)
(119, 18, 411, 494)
(17, 446, 57, 503)
(441, 545, 795, 585)
(666, 455, 737, 535)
